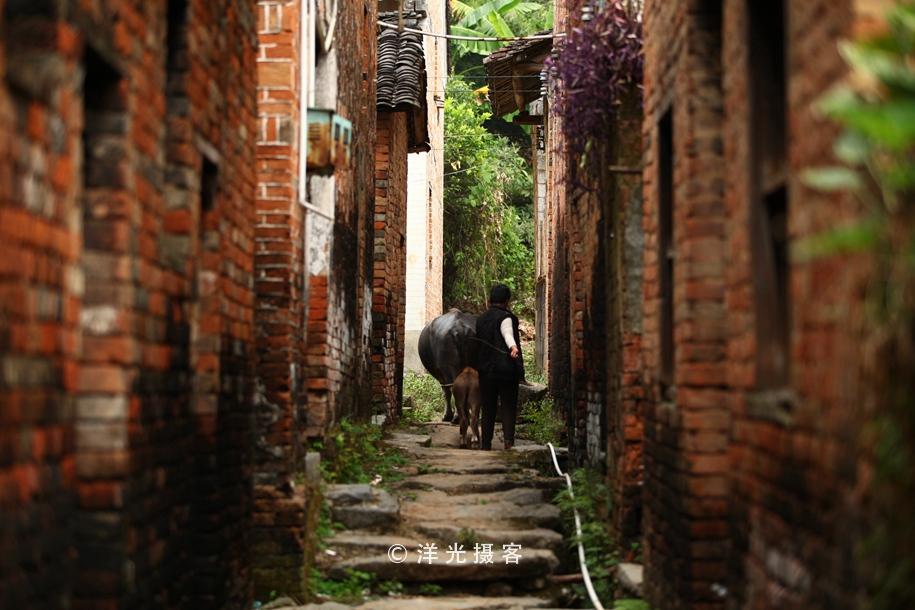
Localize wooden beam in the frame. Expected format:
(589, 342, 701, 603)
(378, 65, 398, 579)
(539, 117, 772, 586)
(512, 111, 543, 125)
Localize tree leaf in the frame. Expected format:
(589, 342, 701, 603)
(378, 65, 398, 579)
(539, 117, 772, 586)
(801, 166, 865, 192)
(794, 219, 880, 262)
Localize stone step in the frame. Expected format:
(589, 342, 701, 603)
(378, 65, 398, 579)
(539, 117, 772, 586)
(317, 532, 424, 564)
(355, 596, 556, 609)
(398, 472, 561, 495)
(411, 523, 565, 555)
(401, 497, 561, 530)
(327, 548, 560, 583)
(408, 487, 548, 506)
(325, 484, 400, 530)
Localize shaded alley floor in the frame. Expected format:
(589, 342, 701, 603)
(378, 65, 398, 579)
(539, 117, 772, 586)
(273, 422, 575, 609)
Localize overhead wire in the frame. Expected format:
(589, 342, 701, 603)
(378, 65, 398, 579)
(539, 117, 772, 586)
(377, 19, 563, 42)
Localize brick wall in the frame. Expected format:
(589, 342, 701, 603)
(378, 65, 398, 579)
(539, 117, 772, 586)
(641, 1, 875, 609)
(302, 0, 377, 431)
(252, 0, 313, 598)
(0, 0, 259, 607)
(547, 0, 645, 545)
(547, 0, 573, 451)
(255, 0, 304, 488)
(722, 2, 866, 609)
(640, 1, 731, 607)
(373, 112, 409, 419)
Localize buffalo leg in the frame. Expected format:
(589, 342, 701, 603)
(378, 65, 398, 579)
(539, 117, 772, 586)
(471, 405, 480, 449)
(442, 385, 454, 422)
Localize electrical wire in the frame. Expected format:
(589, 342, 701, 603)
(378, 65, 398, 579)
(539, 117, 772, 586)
(548, 442, 607, 610)
(378, 20, 563, 42)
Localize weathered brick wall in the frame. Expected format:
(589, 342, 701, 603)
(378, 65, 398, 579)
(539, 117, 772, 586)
(547, 0, 573, 449)
(255, 0, 304, 490)
(722, 2, 867, 609)
(0, 5, 80, 606)
(642, 1, 877, 609)
(0, 1, 259, 607)
(607, 96, 645, 544)
(303, 0, 377, 431)
(373, 112, 408, 419)
(252, 0, 313, 599)
(641, 1, 730, 608)
(548, 0, 645, 545)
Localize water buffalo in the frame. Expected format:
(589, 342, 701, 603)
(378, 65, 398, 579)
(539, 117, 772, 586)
(453, 367, 481, 449)
(417, 309, 478, 423)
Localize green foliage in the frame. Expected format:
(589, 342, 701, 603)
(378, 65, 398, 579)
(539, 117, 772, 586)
(449, 0, 552, 57)
(457, 527, 480, 548)
(401, 371, 445, 425)
(309, 568, 374, 604)
(518, 394, 564, 446)
(444, 77, 535, 315)
(376, 580, 406, 596)
(418, 583, 444, 596)
(321, 418, 407, 486)
(554, 469, 618, 603)
(314, 502, 345, 551)
(522, 343, 545, 384)
(803, 5, 915, 609)
(613, 600, 651, 610)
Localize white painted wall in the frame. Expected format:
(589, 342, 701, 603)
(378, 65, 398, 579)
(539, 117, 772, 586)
(404, 0, 447, 371)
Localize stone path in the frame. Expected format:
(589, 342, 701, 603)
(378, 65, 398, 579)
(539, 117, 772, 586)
(295, 422, 573, 609)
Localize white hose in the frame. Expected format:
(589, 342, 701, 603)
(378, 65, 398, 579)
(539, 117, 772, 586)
(548, 442, 607, 610)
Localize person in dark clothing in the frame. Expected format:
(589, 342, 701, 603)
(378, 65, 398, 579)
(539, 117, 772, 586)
(475, 284, 525, 450)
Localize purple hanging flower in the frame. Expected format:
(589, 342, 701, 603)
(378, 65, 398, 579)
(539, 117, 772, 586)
(545, 1, 643, 166)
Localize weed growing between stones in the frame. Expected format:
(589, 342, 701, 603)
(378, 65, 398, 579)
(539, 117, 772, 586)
(308, 568, 374, 604)
(315, 418, 408, 487)
(418, 583, 444, 596)
(519, 395, 565, 446)
(457, 527, 480, 548)
(554, 469, 619, 605)
(308, 568, 432, 604)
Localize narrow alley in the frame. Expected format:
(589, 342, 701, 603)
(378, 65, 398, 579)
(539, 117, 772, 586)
(2, 1, 915, 610)
(305, 422, 568, 610)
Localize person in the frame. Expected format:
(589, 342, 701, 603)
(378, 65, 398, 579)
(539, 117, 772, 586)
(475, 284, 525, 450)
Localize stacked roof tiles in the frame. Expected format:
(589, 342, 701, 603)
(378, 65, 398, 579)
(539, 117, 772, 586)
(378, 7, 430, 151)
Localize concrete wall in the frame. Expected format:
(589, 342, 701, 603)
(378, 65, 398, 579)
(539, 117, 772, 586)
(404, 0, 446, 372)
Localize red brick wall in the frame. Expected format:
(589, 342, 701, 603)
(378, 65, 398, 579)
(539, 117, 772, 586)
(255, 0, 304, 487)
(252, 0, 311, 598)
(722, 2, 866, 609)
(302, 0, 377, 431)
(0, 5, 80, 607)
(0, 1, 259, 607)
(548, 0, 645, 545)
(547, 0, 574, 452)
(372, 112, 408, 420)
(641, 0, 730, 608)
(641, 1, 872, 609)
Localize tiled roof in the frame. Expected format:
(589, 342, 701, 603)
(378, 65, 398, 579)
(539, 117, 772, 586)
(378, 10, 429, 151)
(483, 33, 553, 117)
